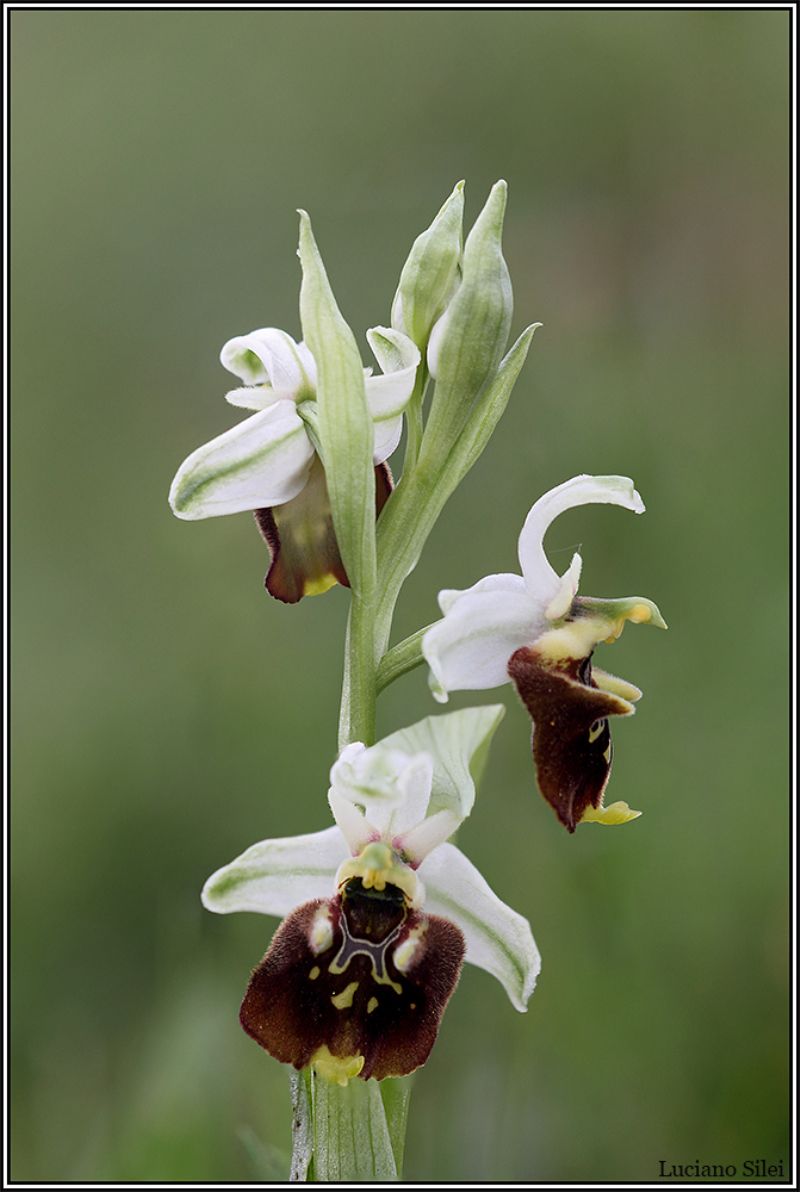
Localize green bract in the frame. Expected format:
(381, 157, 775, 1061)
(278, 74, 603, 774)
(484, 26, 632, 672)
(297, 211, 376, 602)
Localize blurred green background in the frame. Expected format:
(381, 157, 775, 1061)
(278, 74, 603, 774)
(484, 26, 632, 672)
(11, 9, 790, 1183)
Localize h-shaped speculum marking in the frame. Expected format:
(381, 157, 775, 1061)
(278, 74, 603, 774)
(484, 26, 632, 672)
(329, 914, 404, 994)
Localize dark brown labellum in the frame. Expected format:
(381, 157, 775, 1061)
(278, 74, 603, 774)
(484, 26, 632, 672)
(254, 461, 392, 603)
(508, 644, 634, 832)
(240, 878, 465, 1080)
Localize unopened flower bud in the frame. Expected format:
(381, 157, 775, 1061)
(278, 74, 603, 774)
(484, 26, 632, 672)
(421, 180, 513, 464)
(391, 182, 464, 351)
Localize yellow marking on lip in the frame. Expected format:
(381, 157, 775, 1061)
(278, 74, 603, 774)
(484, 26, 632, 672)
(331, 981, 359, 1010)
(308, 966, 320, 980)
(367, 997, 378, 1014)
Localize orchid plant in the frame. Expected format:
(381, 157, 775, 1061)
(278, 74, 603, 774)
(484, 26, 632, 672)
(169, 180, 665, 1180)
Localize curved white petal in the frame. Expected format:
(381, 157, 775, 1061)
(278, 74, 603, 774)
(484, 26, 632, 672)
(220, 328, 315, 393)
(201, 825, 347, 917)
(364, 326, 421, 419)
(169, 400, 315, 520)
(422, 589, 542, 702)
(224, 385, 293, 411)
(517, 475, 645, 605)
(372, 414, 404, 464)
(419, 843, 540, 1012)
(438, 572, 527, 616)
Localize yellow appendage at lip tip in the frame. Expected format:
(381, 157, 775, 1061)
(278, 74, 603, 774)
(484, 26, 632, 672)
(310, 1045, 365, 1086)
(580, 800, 642, 827)
(303, 572, 338, 598)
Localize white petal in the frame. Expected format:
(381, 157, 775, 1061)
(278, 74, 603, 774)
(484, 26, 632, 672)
(422, 589, 541, 701)
(385, 752, 435, 836)
(330, 743, 434, 837)
(419, 843, 540, 1012)
(224, 385, 292, 411)
(201, 825, 347, 917)
(378, 704, 506, 822)
(220, 328, 315, 393)
(438, 572, 527, 615)
(327, 789, 376, 854)
(396, 809, 460, 864)
(295, 340, 318, 385)
(169, 400, 315, 520)
(517, 475, 645, 605)
(364, 326, 421, 419)
(372, 414, 404, 464)
(544, 551, 583, 620)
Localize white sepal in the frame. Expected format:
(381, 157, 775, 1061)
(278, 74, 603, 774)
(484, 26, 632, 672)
(419, 843, 540, 1012)
(364, 326, 421, 420)
(201, 825, 347, 918)
(372, 414, 404, 464)
(438, 572, 527, 615)
(224, 385, 295, 411)
(169, 400, 317, 517)
(422, 588, 542, 701)
(168, 400, 315, 520)
(220, 328, 316, 392)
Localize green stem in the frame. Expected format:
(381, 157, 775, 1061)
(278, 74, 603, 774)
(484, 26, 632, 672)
(376, 626, 430, 693)
(338, 592, 377, 750)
